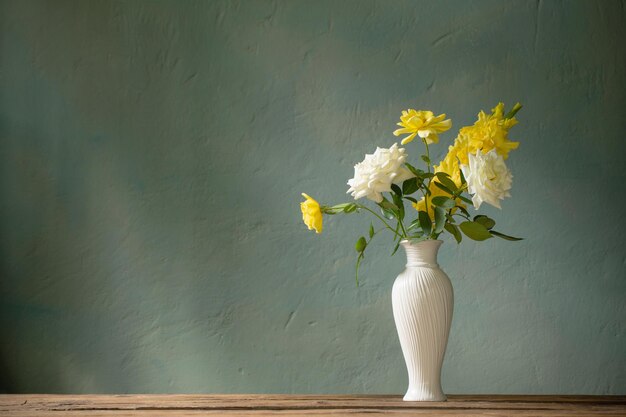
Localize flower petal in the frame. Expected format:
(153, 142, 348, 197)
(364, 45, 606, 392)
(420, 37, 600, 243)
(400, 131, 418, 145)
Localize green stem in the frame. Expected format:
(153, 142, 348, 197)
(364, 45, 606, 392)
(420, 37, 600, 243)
(355, 252, 363, 287)
(397, 218, 408, 238)
(452, 212, 470, 220)
(358, 205, 405, 239)
(453, 184, 468, 197)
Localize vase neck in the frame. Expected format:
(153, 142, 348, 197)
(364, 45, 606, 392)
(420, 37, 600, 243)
(401, 240, 442, 268)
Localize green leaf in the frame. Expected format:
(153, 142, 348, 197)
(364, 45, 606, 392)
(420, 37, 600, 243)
(444, 223, 462, 243)
(421, 155, 431, 165)
(355, 236, 367, 252)
(431, 196, 456, 209)
(433, 181, 454, 195)
(408, 218, 420, 231)
(404, 196, 418, 203)
(418, 211, 432, 235)
(434, 172, 451, 181)
(343, 203, 357, 213)
(391, 240, 401, 256)
(407, 232, 424, 239)
(328, 203, 350, 209)
(381, 208, 395, 220)
(459, 167, 467, 185)
(322, 203, 349, 214)
(402, 178, 419, 195)
(474, 215, 495, 230)
(455, 205, 470, 217)
(380, 200, 397, 211)
(504, 102, 523, 119)
(391, 183, 403, 197)
(369, 223, 375, 238)
(405, 163, 423, 177)
(434, 207, 446, 234)
(459, 221, 492, 241)
(437, 176, 458, 193)
(392, 193, 405, 221)
(379, 200, 398, 219)
(458, 195, 473, 205)
(490, 230, 524, 241)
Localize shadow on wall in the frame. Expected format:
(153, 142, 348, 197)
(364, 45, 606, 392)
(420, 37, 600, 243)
(0, 358, 13, 393)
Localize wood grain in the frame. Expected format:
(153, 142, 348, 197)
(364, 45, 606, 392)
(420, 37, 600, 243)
(0, 394, 625, 416)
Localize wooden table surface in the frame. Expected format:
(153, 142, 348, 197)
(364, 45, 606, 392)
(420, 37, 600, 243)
(1, 394, 625, 416)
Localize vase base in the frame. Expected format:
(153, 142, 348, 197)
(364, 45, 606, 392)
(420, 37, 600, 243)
(403, 392, 447, 402)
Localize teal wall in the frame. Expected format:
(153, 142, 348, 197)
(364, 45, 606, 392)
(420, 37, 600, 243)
(1, 0, 624, 394)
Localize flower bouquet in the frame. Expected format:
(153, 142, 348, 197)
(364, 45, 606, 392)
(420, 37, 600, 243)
(300, 102, 523, 401)
(301, 103, 522, 282)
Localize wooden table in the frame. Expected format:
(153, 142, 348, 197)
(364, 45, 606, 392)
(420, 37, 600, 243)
(1, 394, 625, 416)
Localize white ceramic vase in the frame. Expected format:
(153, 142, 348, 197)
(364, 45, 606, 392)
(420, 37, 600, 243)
(392, 239, 453, 402)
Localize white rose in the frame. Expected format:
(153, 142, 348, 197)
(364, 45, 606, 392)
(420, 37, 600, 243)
(460, 149, 513, 210)
(347, 143, 414, 203)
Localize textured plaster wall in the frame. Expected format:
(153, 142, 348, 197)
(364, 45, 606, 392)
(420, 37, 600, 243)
(0, 0, 625, 394)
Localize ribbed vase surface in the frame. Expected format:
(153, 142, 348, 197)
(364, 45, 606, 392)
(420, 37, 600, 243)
(392, 239, 453, 401)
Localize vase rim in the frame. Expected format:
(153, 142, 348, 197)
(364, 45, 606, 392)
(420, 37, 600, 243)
(400, 239, 443, 245)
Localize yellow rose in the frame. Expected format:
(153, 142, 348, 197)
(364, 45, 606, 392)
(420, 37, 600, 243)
(393, 109, 451, 145)
(434, 144, 463, 188)
(300, 193, 323, 234)
(415, 143, 466, 219)
(456, 102, 519, 161)
(416, 102, 521, 219)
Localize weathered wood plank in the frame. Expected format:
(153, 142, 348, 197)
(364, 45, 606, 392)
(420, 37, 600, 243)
(2, 394, 625, 406)
(2, 410, 626, 417)
(1, 409, 626, 417)
(1, 394, 624, 416)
